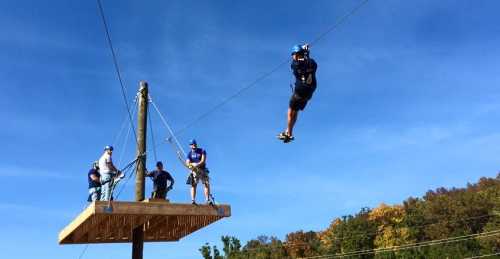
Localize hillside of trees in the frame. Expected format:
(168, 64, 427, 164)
(200, 174, 500, 258)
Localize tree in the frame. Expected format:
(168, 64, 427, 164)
(285, 230, 321, 258)
(368, 203, 413, 258)
(199, 243, 223, 259)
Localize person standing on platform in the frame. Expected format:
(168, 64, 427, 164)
(185, 139, 212, 205)
(98, 145, 122, 201)
(87, 161, 101, 202)
(146, 161, 175, 200)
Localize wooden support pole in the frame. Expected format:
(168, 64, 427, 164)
(132, 81, 148, 259)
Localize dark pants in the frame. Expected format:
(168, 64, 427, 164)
(151, 189, 166, 199)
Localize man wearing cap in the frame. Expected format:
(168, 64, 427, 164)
(146, 161, 175, 200)
(185, 139, 212, 205)
(98, 145, 122, 201)
(87, 161, 101, 202)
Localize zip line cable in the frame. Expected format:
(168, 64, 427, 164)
(308, 0, 370, 46)
(117, 99, 137, 165)
(112, 111, 130, 147)
(147, 101, 158, 162)
(149, 97, 187, 157)
(465, 252, 500, 259)
(114, 159, 138, 199)
(298, 229, 500, 259)
(96, 0, 137, 143)
(148, 113, 158, 162)
(172, 0, 371, 136)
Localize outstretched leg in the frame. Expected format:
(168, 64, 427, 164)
(287, 108, 299, 137)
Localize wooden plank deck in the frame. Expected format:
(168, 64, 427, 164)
(58, 200, 231, 244)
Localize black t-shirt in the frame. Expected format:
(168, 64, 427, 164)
(147, 170, 174, 191)
(291, 58, 318, 95)
(88, 169, 101, 188)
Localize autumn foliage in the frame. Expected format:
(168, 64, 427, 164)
(200, 174, 500, 258)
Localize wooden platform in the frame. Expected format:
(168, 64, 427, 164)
(58, 200, 231, 244)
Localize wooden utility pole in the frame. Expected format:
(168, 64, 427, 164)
(132, 81, 148, 259)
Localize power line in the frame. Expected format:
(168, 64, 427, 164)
(173, 0, 371, 136)
(299, 229, 500, 259)
(96, 0, 137, 143)
(465, 252, 500, 259)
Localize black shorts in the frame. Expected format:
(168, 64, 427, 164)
(289, 92, 313, 111)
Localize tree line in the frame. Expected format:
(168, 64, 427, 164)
(200, 174, 500, 258)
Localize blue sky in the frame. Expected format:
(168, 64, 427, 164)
(1, 0, 500, 258)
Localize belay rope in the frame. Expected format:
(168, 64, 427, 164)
(105, 153, 144, 211)
(149, 96, 217, 204)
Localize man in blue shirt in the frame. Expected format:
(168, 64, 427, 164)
(278, 44, 318, 143)
(87, 161, 101, 202)
(146, 161, 174, 200)
(185, 139, 212, 205)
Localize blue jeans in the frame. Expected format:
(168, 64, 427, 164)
(88, 187, 101, 202)
(100, 172, 113, 201)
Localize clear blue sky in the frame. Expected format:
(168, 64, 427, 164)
(1, 0, 500, 258)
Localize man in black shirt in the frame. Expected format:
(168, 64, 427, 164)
(278, 44, 318, 143)
(88, 161, 101, 202)
(146, 161, 175, 200)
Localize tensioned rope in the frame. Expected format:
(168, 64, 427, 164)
(96, 0, 137, 143)
(298, 229, 500, 259)
(149, 97, 187, 158)
(172, 0, 371, 136)
(117, 97, 138, 165)
(147, 100, 158, 162)
(465, 252, 500, 259)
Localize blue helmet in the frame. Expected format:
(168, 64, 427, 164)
(189, 139, 197, 146)
(104, 145, 114, 151)
(291, 44, 303, 55)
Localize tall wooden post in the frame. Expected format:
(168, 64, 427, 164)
(132, 81, 148, 259)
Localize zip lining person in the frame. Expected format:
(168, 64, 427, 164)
(185, 139, 212, 205)
(278, 44, 318, 143)
(87, 161, 101, 202)
(98, 145, 123, 201)
(146, 161, 174, 200)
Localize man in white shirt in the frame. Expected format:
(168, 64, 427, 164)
(98, 145, 121, 201)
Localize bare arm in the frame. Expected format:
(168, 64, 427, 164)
(107, 161, 119, 172)
(90, 174, 100, 182)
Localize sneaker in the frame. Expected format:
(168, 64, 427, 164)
(207, 201, 214, 206)
(277, 132, 288, 140)
(278, 132, 294, 143)
(191, 200, 197, 205)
